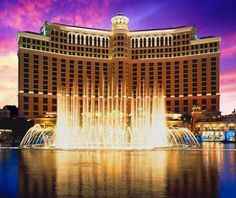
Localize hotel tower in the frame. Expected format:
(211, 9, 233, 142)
(18, 13, 220, 118)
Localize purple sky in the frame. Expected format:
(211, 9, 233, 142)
(0, 0, 235, 114)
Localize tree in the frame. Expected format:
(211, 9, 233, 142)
(3, 105, 18, 117)
(180, 114, 192, 125)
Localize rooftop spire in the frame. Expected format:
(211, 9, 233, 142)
(117, 12, 123, 16)
(111, 13, 129, 32)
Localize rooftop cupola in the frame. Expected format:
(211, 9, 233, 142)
(111, 12, 129, 32)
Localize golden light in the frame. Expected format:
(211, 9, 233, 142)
(20, 81, 199, 149)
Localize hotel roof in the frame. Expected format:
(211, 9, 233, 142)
(42, 21, 196, 36)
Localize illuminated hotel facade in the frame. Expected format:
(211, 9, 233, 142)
(18, 13, 220, 118)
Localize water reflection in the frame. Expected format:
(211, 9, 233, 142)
(19, 150, 168, 198)
(1, 145, 236, 198)
(0, 149, 18, 198)
(16, 147, 231, 198)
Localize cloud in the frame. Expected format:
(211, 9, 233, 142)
(221, 32, 236, 59)
(220, 72, 236, 80)
(0, 53, 18, 108)
(220, 72, 236, 114)
(0, 0, 57, 30)
(0, 52, 17, 67)
(220, 72, 236, 84)
(220, 72, 236, 93)
(220, 92, 236, 115)
(0, 0, 116, 32)
(0, 38, 17, 55)
(221, 85, 236, 94)
(221, 46, 236, 59)
(49, 0, 115, 28)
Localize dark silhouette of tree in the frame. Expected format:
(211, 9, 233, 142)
(3, 105, 18, 117)
(180, 114, 192, 125)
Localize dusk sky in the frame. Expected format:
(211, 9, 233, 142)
(0, 0, 235, 114)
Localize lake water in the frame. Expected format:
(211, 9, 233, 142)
(0, 143, 236, 198)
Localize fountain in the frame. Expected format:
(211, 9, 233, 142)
(20, 81, 199, 149)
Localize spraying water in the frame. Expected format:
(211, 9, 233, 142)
(20, 81, 199, 149)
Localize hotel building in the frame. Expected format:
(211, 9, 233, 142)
(18, 13, 220, 118)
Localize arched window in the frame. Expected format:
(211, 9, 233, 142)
(157, 37, 160, 46)
(135, 38, 138, 48)
(165, 36, 168, 46)
(86, 36, 89, 45)
(148, 38, 151, 47)
(81, 35, 84, 45)
(89, 36, 92, 45)
(160, 37, 164, 46)
(102, 38, 105, 47)
(94, 37, 97, 46)
(98, 37, 101, 47)
(169, 36, 172, 46)
(140, 38, 143, 47)
(72, 34, 75, 44)
(77, 35, 80, 44)
(106, 38, 109, 47)
(132, 39, 134, 48)
(143, 38, 146, 47)
(69, 34, 71, 44)
(152, 38, 155, 47)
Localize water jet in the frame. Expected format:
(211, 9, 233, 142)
(20, 82, 199, 149)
